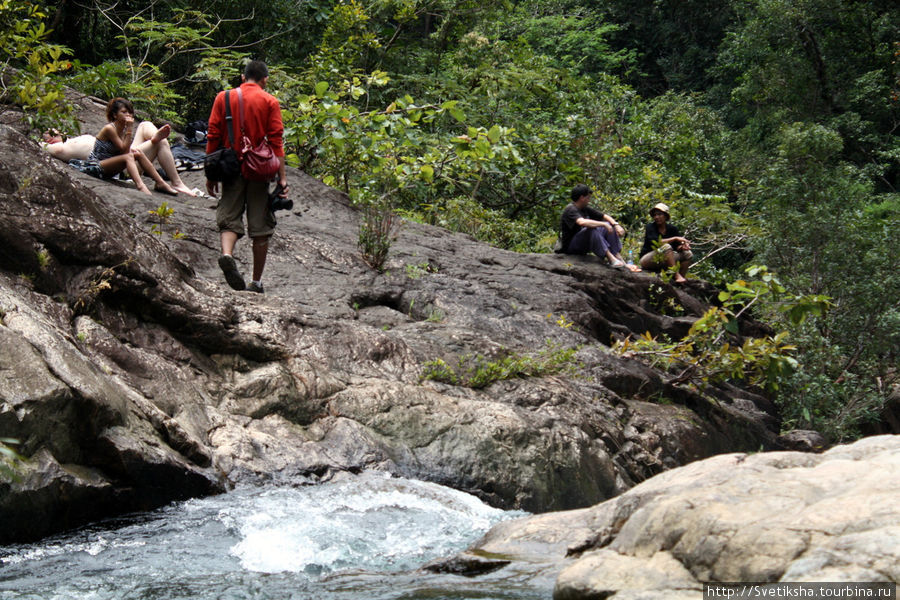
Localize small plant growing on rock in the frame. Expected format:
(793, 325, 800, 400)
(148, 202, 175, 237)
(421, 358, 458, 385)
(35, 248, 51, 270)
(72, 258, 134, 314)
(425, 306, 445, 322)
(405, 261, 437, 279)
(146, 203, 185, 239)
(0, 438, 22, 481)
(421, 342, 579, 388)
(358, 200, 401, 272)
(547, 313, 574, 329)
(647, 283, 684, 316)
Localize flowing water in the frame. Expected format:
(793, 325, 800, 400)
(0, 472, 552, 600)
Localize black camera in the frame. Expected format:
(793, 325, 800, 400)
(269, 182, 293, 212)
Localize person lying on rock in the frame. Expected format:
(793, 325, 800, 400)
(41, 130, 97, 161)
(639, 202, 693, 283)
(559, 184, 630, 269)
(43, 99, 195, 196)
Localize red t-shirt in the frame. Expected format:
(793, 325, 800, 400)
(206, 82, 284, 158)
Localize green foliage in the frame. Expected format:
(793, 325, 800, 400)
(747, 122, 900, 440)
(513, 11, 635, 77)
(776, 324, 891, 441)
(147, 201, 183, 239)
(615, 266, 830, 392)
(402, 196, 555, 253)
(61, 8, 256, 120)
(647, 282, 685, 317)
(421, 342, 579, 388)
(420, 357, 458, 385)
(35, 248, 51, 270)
(66, 59, 184, 121)
(23, 0, 896, 441)
(405, 261, 437, 279)
(0, 0, 75, 132)
(599, 0, 736, 92)
(714, 0, 899, 185)
(310, 0, 381, 79)
(1, 437, 22, 481)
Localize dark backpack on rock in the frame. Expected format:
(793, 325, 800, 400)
(184, 120, 208, 145)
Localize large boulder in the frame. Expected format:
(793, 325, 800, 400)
(2, 103, 782, 542)
(452, 435, 899, 599)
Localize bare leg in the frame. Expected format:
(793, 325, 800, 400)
(98, 154, 150, 194)
(132, 149, 177, 195)
(662, 250, 687, 283)
(153, 142, 194, 195)
(132, 121, 159, 150)
(133, 122, 194, 196)
(640, 253, 658, 271)
(221, 231, 238, 256)
(218, 231, 246, 290)
(151, 123, 171, 144)
(251, 236, 270, 282)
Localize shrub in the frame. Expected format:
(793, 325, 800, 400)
(421, 342, 579, 388)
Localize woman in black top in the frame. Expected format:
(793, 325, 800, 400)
(639, 202, 693, 283)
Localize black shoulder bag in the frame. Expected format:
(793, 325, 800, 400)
(204, 90, 241, 182)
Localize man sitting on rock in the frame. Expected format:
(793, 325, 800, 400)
(559, 184, 628, 268)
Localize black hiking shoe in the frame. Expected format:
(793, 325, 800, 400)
(246, 281, 264, 294)
(218, 255, 245, 290)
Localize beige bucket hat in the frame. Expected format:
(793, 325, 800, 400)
(650, 202, 670, 218)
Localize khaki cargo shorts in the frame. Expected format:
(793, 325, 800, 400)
(216, 177, 275, 238)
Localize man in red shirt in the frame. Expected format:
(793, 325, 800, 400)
(206, 60, 289, 294)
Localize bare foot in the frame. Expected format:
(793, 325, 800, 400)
(173, 183, 197, 196)
(138, 186, 153, 196)
(674, 274, 687, 284)
(154, 182, 179, 196)
(151, 124, 171, 144)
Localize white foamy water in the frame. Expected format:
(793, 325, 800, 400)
(0, 472, 546, 600)
(224, 473, 509, 574)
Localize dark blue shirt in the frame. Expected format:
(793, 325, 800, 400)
(560, 203, 607, 252)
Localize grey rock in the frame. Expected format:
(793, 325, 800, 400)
(422, 551, 512, 576)
(776, 429, 828, 452)
(1, 104, 785, 542)
(457, 435, 900, 598)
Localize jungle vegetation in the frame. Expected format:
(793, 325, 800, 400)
(1, 0, 897, 441)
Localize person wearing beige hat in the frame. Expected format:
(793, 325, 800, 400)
(639, 202, 693, 283)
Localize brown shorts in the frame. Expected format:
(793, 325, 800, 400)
(640, 243, 693, 271)
(216, 177, 275, 238)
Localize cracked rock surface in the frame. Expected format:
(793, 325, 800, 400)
(3, 100, 784, 542)
(452, 435, 899, 599)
